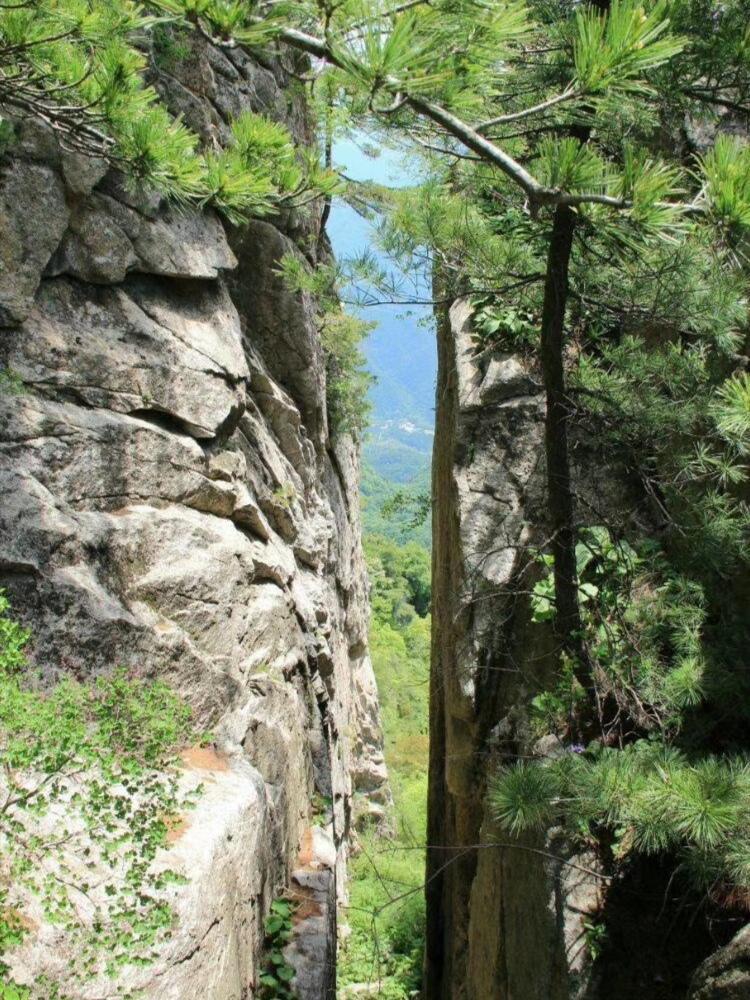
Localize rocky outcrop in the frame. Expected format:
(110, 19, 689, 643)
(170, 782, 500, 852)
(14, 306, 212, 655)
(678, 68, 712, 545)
(426, 300, 628, 1000)
(0, 33, 387, 1000)
(689, 927, 750, 1000)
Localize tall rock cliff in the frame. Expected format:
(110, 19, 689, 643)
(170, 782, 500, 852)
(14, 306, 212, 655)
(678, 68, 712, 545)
(0, 33, 388, 1000)
(427, 298, 603, 1000)
(426, 299, 750, 1000)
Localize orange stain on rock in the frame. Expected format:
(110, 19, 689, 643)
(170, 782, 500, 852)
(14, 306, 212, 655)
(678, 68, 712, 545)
(180, 745, 230, 772)
(290, 883, 322, 923)
(297, 828, 315, 867)
(165, 814, 190, 845)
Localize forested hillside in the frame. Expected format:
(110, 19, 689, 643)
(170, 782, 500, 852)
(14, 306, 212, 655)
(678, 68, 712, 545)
(340, 534, 430, 999)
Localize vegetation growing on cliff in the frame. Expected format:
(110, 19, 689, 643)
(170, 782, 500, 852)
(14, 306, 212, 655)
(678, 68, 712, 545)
(493, 527, 750, 900)
(0, 2, 339, 220)
(0, 594, 199, 998)
(278, 253, 376, 437)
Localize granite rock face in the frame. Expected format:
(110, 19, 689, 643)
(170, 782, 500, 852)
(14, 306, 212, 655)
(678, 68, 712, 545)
(425, 300, 625, 1000)
(0, 34, 387, 1000)
(688, 926, 750, 1000)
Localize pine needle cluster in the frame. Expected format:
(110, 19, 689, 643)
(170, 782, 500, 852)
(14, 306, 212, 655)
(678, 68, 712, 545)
(491, 743, 750, 904)
(0, 1, 339, 219)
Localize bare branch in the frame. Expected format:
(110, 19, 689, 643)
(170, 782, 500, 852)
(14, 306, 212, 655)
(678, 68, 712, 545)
(477, 86, 580, 132)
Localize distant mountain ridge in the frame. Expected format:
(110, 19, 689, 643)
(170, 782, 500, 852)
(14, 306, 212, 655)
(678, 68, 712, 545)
(326, 138, 436, 497)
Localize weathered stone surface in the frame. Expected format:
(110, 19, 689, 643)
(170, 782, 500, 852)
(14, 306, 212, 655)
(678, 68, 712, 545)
(227, 220, 328, 444)
(3, 276, 248, 439)
(132, 207, 238, 278)
(284, 827, 338, 1000)
(0, 35, 388, 999)
(0, 160, 69, 323)
(426, 298, 614, 1000)
(60, 150, 108, 195)
(47, 193, 139, 283)
(688, 926, 750, 1000)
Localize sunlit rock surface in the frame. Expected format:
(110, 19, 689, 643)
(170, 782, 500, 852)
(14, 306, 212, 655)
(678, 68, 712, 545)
(0, 33, 388, 999)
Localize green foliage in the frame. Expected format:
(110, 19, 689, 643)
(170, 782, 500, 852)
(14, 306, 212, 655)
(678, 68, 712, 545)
(0, 370, 24, 396)
(491, 742, 750, 899)
(361, 463, 432, 548)
(496, 519, 750, 903)
(258, 899, 297, 999)
(492, 760, 559, 836)
(333, 12, 439, 96)
(365, 534, 431, 625)
(699, 135, 750, 235)
(0, 593, 199, 997)
(536, 137, 608, 195)
(339, 532, 430, 997)
(573, 338, 750, 572)
(530, 528, 711, 738)
(320, 309, 375, 437)
(272, 482, 297, 510)
(572, 0, 686, 95)
(471, 299, 538, 351)
(380, 489, 431, 532)
(277, 255, 374, 438)
(151, 23, 192, 71)
(339, 804, 426, 1000)
(713, 371, 750, 450)
(613, 144, 687, 235)
(1, 3, 337, 221)
(582, 917, 608, 962)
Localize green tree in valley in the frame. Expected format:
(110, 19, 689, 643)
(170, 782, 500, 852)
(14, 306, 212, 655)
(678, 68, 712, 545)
(340, 535, 431, 998)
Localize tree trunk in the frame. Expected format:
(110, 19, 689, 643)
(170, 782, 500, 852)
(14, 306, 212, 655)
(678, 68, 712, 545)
(539, 203, 590, 688)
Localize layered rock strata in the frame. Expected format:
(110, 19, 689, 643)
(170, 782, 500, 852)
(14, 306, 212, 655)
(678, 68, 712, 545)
(0, 34, 387, 999)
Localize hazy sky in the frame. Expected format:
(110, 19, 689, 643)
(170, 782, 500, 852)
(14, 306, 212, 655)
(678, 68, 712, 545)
(326, 136, 437, 432)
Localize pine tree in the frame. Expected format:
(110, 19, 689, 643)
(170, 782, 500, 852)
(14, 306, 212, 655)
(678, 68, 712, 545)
(0, 1, 339, 217)
(234, 0, 750, 697)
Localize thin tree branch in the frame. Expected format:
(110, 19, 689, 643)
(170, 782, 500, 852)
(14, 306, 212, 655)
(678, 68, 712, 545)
(477, 86, 580, 131)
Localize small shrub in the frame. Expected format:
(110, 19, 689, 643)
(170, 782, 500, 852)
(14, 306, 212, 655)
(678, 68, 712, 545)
(258, 898, 297, 999)
(272, 482, 297, 510)
(320, 309, 375, 438)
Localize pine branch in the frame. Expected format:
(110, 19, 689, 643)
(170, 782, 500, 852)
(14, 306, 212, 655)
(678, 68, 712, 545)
(476, 86, 581, 132)
(266, 21, 632, 211)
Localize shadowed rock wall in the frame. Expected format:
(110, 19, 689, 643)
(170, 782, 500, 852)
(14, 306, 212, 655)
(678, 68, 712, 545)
(426, 299, 620, 1000)
(426, 298, 750, 1000)
(0, 33, 388, 1000)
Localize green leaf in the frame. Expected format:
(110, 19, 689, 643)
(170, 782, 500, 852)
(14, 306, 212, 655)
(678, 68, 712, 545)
(264, 916, 284, 935)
